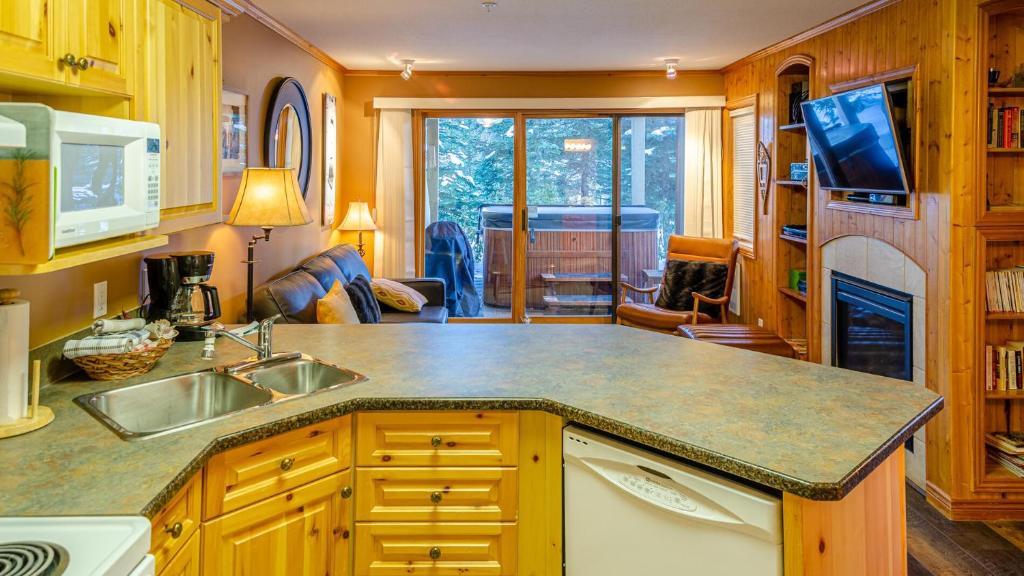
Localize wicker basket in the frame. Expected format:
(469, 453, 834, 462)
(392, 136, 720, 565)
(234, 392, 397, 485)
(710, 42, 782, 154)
(72, 338, 174, 381)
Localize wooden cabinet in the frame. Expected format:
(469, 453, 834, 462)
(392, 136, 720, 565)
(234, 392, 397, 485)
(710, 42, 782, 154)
(355, 467, 518, 522)
(139, 0, 221, 232)
(0, 0, 134, 94)
(356, 412, 519, 467)
(353, 522, 517, 576)
(151, 472, 202, 573)
(205, 416, 352, 519)
(203, 469, 353, 576)
(158, 531, 200, 576)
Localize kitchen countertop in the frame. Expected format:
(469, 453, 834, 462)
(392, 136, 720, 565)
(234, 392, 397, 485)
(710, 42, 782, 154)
(0, 324, 942, 517)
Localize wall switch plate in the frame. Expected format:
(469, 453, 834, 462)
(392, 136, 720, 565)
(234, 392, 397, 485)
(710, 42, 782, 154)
(93, 281, 108, 319)
(757, 318, 764, 327)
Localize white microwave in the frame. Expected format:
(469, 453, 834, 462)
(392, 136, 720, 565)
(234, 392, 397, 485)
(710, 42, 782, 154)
(0, 104, 160, 251)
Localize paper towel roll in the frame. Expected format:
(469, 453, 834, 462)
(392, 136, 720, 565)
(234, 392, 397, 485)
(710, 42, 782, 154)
(0, 299, 29, 424)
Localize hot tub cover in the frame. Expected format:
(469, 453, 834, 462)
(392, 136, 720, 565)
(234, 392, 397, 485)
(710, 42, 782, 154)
(480, 205, 659, 231)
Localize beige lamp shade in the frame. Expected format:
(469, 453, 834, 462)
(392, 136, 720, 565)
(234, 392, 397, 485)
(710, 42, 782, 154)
(226, 167, 312, 227)
(337, 202, 377, 231)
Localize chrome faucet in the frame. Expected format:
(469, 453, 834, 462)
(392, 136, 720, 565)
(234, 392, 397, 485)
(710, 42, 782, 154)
(205, 315, 298, 372)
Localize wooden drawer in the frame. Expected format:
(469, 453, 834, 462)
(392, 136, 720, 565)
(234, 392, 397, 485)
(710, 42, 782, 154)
(204, 415, 352, 519)
(157, 530, 200, 576)
(355, 467, 517, 522)
(151, 472, 202, 573)
(354, 522, 517, 576)
(356, 412, 518, 467)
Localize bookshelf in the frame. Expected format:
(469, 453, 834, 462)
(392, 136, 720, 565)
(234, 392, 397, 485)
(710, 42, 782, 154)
(772, 56, 813, 351)
(980, 6, 1024, 223)
(976, 228, 1024, 491)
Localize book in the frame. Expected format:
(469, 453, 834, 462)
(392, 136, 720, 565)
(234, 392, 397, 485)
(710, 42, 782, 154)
(991, 451, 1024, 478)
(985, 268, 1024, 312)
(987, 432, 1024, 455)
(998, 346, 1008, 390)
(986, 345, 995, 391)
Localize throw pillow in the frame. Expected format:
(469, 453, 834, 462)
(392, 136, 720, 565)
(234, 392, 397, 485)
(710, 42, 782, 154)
(344, 275, 382, 324)
(654, 259, 729, 319)
(371, 278, 427, 312)
(317, 280, 361, 324)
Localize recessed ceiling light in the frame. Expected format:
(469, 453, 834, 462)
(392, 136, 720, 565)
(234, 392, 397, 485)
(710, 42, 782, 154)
(400, 59, 415, 80)
(664, 58, 679, 80)
(481, 1, 497, 12)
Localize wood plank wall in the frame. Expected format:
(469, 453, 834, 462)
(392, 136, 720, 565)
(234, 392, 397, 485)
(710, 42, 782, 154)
(723, 0, 958, 502)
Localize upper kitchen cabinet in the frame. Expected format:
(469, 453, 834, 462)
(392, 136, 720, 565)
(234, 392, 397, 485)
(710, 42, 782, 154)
(139, 0, 222, 232)
(0, 0, 134, 95)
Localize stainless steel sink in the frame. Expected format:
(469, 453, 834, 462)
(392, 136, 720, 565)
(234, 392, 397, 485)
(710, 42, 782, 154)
(243, 358, 366, 398)
(75, 371, 273, 440)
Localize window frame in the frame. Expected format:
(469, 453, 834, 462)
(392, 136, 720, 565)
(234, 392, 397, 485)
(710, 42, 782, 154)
(724, 95, 759, 260)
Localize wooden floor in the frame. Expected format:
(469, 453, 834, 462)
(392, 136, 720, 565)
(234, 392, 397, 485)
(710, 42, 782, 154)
(907, 486, 1024, 575)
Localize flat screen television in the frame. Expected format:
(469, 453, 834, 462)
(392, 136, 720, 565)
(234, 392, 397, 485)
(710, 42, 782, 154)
(801, 82, 913, 195)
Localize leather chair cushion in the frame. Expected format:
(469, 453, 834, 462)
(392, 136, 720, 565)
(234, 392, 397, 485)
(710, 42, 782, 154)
(654, 259, 728, 319)
(381, 306, 449, 324)
(616, 302, 713, 332)
(677, 324, 796, 359)
(300, 254, 346, 291)
(252, 270, 326, 324)
(322, 244, 372, 282)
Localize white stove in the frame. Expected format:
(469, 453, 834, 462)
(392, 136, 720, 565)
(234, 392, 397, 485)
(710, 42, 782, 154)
(0, 517, 152, 576)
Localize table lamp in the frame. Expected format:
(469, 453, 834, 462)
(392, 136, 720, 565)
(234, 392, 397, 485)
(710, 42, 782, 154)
(226, 167, 312, 322)
(337, 201, 377, 257)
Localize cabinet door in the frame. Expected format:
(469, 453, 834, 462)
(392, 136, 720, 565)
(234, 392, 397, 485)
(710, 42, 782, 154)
(65, 0, 133, 94)
(157, 531, 200, 576)
(0, 0, 67, 83)
(203, 470, 353, 576)
(142, 0, 221, 231)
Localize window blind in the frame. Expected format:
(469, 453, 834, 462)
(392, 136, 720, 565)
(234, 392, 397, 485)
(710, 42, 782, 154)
(730, 106, 756, 252)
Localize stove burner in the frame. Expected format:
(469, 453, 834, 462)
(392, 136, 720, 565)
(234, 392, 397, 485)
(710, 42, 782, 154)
(0, 542, 68, 576)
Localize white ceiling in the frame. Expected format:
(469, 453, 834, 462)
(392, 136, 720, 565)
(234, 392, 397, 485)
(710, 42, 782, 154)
(251, 0, 866, 71)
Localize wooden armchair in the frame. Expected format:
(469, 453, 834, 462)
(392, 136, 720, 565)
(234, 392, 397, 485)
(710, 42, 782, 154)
(616, 236, 739, 333)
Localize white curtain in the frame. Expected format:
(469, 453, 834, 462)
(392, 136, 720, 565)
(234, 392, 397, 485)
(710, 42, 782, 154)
(373, 109, 416, 279)
(683, 108, 724, 238)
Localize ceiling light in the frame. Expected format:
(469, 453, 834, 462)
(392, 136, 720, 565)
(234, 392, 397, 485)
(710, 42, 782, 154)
(481, 1, 497, 12)
(664, 59, 679, 80)
(400, 59, 415, 80)
(564, 139, 594, 153)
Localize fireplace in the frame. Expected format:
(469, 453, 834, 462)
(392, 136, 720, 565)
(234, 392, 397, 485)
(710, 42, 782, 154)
(831, 271, 914, 382)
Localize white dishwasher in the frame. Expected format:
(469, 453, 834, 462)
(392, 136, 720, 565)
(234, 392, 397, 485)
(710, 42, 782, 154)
(564, 426, 783, 576)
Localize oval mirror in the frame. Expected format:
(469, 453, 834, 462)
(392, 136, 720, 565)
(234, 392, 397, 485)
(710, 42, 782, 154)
(264, 78, 312, 197)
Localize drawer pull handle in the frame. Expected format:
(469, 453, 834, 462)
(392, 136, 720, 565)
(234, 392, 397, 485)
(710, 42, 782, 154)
(76, 57, 90, 71)
(341, 486, 353, 499)
(430, 491, 443, 504)
(430, 436, 442, 448)
(429, 546, 442, 560)
(61, 53, 77, 68)
(280, 457, 295, 471)
(164, 522, 183, 539)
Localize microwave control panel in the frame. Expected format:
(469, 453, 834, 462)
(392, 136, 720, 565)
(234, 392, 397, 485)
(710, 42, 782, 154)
(146, 137, 161, 219)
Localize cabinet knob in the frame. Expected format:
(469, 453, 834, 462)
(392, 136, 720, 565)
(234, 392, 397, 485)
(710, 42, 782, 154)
(430, 491, 443, 504)
(429, 546, 442, 560)
(76, 57, 90, 71)
(61, 53, 77, 68)
(164, 522, 183, 539)
(279, 457, 295, 471)
(430, 436, 442, 448)
(341, 486, 353, 499)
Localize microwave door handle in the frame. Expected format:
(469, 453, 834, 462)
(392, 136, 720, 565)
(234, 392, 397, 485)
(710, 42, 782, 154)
(200, 285, 221, 321)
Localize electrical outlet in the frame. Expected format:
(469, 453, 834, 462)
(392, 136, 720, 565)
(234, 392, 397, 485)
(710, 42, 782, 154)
(93, 281, 108, 318)
(757, 317, 764, 327)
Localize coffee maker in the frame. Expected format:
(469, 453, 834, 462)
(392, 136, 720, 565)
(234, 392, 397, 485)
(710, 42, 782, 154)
(145, 251, 221, 341)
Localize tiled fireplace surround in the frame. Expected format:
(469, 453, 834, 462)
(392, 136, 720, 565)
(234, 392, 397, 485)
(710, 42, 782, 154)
(821, 235, 927, 491)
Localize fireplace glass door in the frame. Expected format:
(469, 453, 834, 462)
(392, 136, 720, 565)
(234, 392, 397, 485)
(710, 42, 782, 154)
(831, 271, 913, 381)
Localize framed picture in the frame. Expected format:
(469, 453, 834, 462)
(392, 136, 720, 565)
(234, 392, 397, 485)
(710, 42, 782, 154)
(220, 89, 248, 174)
(322, 93, 337, 227)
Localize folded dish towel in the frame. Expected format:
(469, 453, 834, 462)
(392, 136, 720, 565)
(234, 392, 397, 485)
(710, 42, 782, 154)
(63, 329, 153, 359)
(92, 318, 146, 335)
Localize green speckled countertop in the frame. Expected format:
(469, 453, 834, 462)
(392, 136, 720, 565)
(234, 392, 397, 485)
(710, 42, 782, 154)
(0, 324, 941, 517)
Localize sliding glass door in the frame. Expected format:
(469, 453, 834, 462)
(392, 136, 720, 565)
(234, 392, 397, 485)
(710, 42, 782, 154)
(419, 111, 684, 322)
(422, 114, 515, 319)
(524, 116, 614, 318)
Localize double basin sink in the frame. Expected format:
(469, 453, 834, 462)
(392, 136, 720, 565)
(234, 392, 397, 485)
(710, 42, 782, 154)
(74, 356, 366, 440)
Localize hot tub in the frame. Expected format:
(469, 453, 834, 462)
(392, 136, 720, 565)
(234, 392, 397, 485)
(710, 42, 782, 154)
(480, 205, 660, 309)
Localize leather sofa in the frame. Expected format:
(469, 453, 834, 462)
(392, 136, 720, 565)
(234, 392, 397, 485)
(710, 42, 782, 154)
(252, 244, 448, 324)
